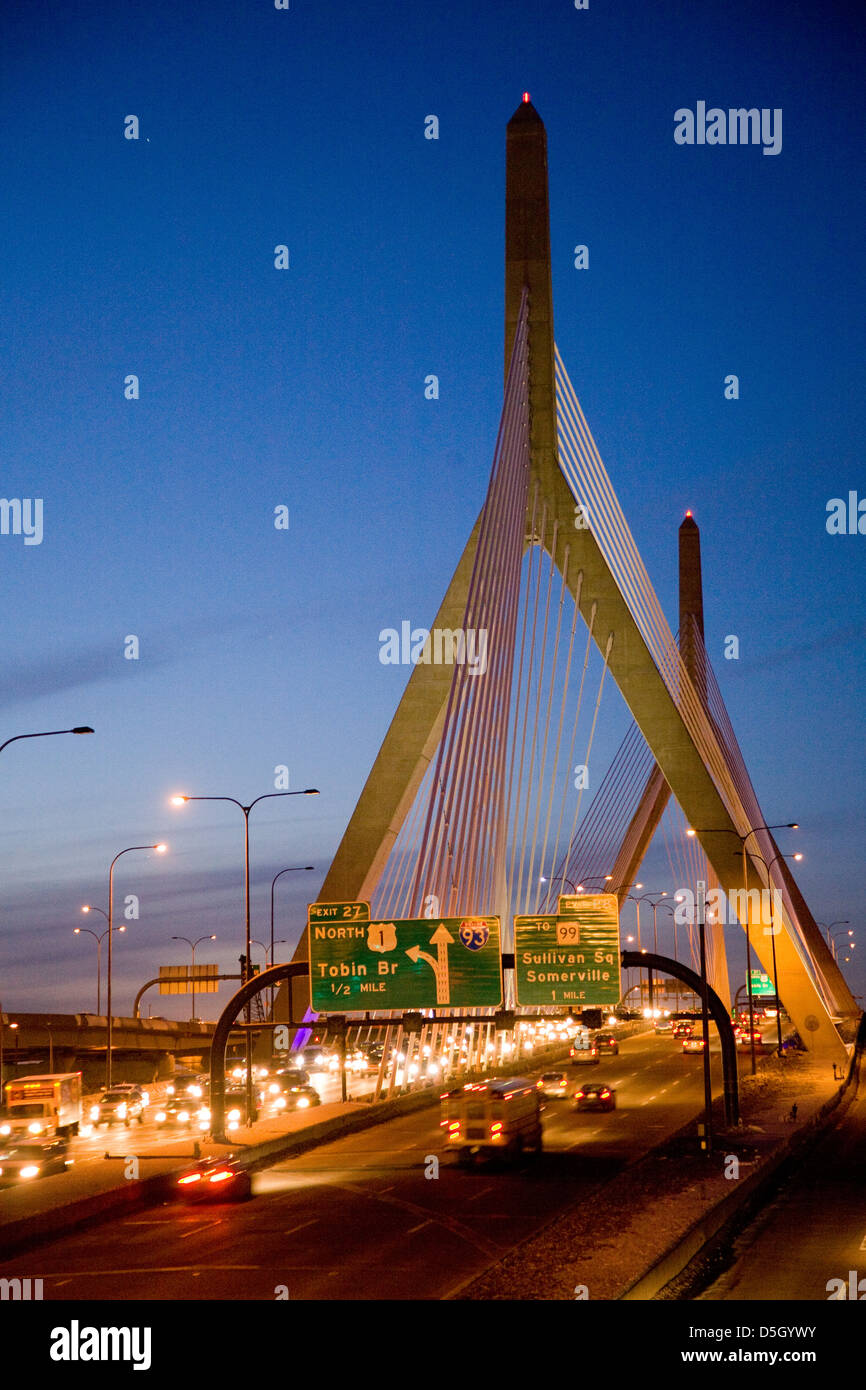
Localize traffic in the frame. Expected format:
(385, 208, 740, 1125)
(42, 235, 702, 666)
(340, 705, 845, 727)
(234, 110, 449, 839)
(0, 1009, 783, 1197)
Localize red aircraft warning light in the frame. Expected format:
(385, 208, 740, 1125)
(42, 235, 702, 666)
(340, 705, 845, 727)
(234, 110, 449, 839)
(522, 92, 531, 103)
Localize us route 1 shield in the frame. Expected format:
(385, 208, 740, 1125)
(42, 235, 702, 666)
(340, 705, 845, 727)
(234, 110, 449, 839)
(514, 893, 621, 1007)
(307, 903, 502, 1012)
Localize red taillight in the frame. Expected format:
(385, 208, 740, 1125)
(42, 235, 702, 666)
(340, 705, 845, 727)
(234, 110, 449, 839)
(208, 1169, 233, 1184)
(177, 1172, 202, 1185)
(600, 1090, 610, 1098)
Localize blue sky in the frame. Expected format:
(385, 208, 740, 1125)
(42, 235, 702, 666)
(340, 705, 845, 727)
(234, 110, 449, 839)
(1, 0, 863, 1016)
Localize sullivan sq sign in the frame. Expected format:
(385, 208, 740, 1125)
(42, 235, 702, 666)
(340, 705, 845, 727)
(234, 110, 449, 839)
(513, 893, 621, 1007)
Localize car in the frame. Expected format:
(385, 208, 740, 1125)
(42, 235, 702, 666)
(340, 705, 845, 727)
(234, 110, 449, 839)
(154, 1095, 210, 1130)
(223, 1090, 255, 1130)
(738, 1030, 764, 1048)
(537, 1072, 571, 1099)
(682, 1036, 706, 1054)
(0, 1138, 69, 1184)
(569, 1041, 600, 1065)
(166, 1072, 206, 1098)
(653, 1019, 674, 1034)
(113, 1083, 150, 1107)
(262, 1072, 321, 1113)
(293, 1046, 339, 1074)
(89, 1089, 144, 1127)
(592, 1033, 619, 1054)
(672, 1022, 693, 1040)
(277, 1084, 322, 1112)
(574, 1084, 616, 1112)
(174, 1156, 252, 1203)
(263, 1067, 310, 1095)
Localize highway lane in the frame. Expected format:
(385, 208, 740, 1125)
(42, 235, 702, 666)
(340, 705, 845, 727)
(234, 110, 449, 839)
(0, 1031, 739, 1299)
(696, 1082, 866, 1302)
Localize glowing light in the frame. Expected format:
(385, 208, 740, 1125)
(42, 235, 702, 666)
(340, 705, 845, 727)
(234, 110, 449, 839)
(522, 91, 530, 103)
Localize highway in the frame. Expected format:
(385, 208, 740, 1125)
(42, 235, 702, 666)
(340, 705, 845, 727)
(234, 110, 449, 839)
(0, 1030, 734, 1299)
(696, 1082, 866, 1301)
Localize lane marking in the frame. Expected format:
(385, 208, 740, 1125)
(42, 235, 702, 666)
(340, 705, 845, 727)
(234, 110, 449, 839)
(859, 1233, 866, 1251)
(465, 1185, 495, 1203)
(406, 1220, 432, 1234)
(179, 1219, 224, 1240)
(283, 1219, 319, 1237)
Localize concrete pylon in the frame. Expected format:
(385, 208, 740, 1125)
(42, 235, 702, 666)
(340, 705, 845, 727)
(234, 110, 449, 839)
(610, 510, 731, 1009)
(277, 100, 850, 1059)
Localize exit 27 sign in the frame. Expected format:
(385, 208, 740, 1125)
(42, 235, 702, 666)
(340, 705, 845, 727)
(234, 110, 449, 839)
(307, 901, 502, 1012)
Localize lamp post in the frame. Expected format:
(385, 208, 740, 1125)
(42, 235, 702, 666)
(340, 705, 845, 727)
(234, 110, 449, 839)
(270, 866, 315, 1014)
(820, 923, 852, 961)
(628, 892, 667, 1010)
(830, 928, 853, 961)
(171, 934, 216, 1023)
(696, 879, 713, 1156)
(0, 1005, 18, 1091)
(76, 905, 125, 1015)
(0, 726, 94, 756)
(106, 844, 168, 1088)
(688, 822, 797, 1075)
(171, 789, 319, 1121)
(739, 849, 803, 1054)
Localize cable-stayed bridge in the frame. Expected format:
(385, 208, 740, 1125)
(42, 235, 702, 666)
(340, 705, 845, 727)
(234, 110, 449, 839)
(279, 97, 856, 1066)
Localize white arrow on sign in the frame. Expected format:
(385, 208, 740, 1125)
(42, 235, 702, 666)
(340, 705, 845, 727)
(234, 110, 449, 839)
(406, 923, 454, 1004)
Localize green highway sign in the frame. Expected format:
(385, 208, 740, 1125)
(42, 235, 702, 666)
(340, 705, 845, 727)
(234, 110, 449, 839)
(749, 969, 776, 996)
(514, 893, 621, 1007)
(308, 902, 502, 1012)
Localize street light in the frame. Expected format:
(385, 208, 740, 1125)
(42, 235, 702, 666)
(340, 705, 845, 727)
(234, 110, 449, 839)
(0, 726, 94, 755)
(106, 844, 168, 1087)
(830, 929, 854, 961)
(820, 922, 852, 961)
(74, 911, 126, 1014)
(739, 849, 803, 1054)
(0, 1004, 19, 1089)
(270, 866, 315, 1013)
(171, 934, 216, 1023)
(171, 789, 319, 1120)
(687, 822, 797, 1075)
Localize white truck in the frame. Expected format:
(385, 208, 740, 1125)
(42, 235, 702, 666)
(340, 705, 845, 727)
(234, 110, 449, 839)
(0, 1073, 83, 1139)
(440, 1077, 544, 1164)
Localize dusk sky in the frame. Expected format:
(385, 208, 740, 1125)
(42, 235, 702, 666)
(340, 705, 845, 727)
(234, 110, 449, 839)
(1, 0, 863, 1018)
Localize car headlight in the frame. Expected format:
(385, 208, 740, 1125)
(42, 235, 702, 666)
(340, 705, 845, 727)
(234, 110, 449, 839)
(274, 1096, 286, 1110)
(28, 1122, 43, 1135)
(0, 1124, 9, 1137)
(155, 1111, 167, 1123)
(89, 1106, 100, 1121)
(297, 1096, 310, 1108)
(268, 1083, 279, 1095)
(20, 1165, 40, 1179)
(117, 1103, 127, 1119)
(189, 1085, 202, 1098)
(227, 1108, 240, 1122)
(178, 1110, 189, 1123)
